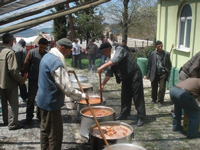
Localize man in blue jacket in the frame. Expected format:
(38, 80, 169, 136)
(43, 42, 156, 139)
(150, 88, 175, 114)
(37, 38, 89, 150)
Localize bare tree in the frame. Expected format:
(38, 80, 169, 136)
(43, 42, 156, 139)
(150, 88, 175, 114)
(101, 0, 157, 41)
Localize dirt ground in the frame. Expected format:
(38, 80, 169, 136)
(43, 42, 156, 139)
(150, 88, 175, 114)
(69, 69, 200, 150)
(0, 68, 200, 150)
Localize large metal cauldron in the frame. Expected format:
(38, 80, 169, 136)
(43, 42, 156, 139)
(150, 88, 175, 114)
(103, 143, 146, 150)
(72, 82, 93, 94)
(69, 74, 89, 83)
(89, 121, 134, 150)
(76, 96, 106, 120)
(79, 106, 115, 138)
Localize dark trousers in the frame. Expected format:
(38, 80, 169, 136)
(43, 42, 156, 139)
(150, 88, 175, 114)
(120, 69, 146, 119)
(19, 83, 28, 100)
(99, 54, 107, 66)
(88, 54, 96, 69)
(151, 73, 167, 103)
(19, 73, 27, 100)
(72, 54, 82, 69)
(40, 108, 63, 150)
(26, 79, 40, 120)
(170, 87, 200, 138)
(0, 87, 19, 128)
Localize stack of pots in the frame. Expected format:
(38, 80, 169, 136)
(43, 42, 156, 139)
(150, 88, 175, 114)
(89, 121, 134, 150)
(79, 106, 115, 138)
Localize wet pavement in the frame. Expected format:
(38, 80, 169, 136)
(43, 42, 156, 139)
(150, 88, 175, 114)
(0, 69, 200, 150)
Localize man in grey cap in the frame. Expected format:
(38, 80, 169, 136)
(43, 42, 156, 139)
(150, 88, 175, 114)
(97, 42, 146, 127)
(37, 38, 89, 150)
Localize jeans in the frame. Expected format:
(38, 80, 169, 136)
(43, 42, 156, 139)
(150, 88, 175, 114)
(72, 54, 82, 69)
(170, 87, 200, 138)
(100, 54, 107, 67)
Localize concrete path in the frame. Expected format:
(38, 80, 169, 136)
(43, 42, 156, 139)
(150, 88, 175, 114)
(0, 69, 199, 150)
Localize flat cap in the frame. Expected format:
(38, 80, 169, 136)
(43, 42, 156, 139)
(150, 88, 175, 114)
(99, 42, 112, 50)
(57, 38, 72, 49)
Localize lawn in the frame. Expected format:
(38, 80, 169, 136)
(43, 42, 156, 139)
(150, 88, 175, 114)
(65, 58, 101, 69)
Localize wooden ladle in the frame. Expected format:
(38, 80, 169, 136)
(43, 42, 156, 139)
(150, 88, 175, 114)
(72, 71, 111, 150)
(99, 73, 103, 103)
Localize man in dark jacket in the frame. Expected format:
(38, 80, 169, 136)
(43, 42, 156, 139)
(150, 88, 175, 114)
(13, 39, 28, 102)
(178, 51, 200, 82)
(146, 41, 172, 107)
(22, 38, 48, 124)
(86, 39, 98, 70)
(97, 42, 146, 126)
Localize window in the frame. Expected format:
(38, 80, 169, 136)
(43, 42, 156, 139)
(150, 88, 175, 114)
(177, 4, 192, 52)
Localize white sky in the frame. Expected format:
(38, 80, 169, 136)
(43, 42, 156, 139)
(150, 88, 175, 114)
(0, 0, 112, 30)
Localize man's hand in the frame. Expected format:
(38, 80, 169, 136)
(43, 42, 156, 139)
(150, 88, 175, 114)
(68, 70, 74, 74)
(98, 85, 104, 92)
(97, 67, 103, 74)
(23, 73, 27, 78)
(190, 76, 197, 78)
(20, 76, 27, 86)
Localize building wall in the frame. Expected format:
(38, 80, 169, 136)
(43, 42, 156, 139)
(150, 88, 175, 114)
(157, 0, 200, 68)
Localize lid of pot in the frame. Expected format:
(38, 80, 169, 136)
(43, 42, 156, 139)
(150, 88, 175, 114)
(69, 74, 89, 83)
(103, 143, 146, 150)
(72, 83, 93, 89)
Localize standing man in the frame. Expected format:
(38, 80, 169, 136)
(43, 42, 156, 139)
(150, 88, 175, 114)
(121, 39, 130, 52)
(72, 39, 82, 69)
(37, 38, 89, 149)
(146, 41, 172, 107)
(86, 39, 98, 70)
(178, 51, 200, 82)
(22, 38, 48, 124)
(99, 38, 110, 67)
(97, 42, 146, 126)
(0, 33, 26, 130)
(170, 78, 200, 139)
(13, 39, 28, 102)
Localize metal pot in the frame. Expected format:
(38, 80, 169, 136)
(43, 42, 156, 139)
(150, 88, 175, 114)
(76, 96, 106, 120)
(79, 106, 115, 138)
(89, 121, 134, 150)
(103, 143, 146, 150)
(72, 82, 93, 94)
(69, 74, 89, 83)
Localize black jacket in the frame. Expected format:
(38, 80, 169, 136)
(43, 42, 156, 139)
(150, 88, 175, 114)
(146, 50, 172, 82)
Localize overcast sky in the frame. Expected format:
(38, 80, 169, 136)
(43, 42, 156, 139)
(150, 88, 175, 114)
(1, 0, 111, 30)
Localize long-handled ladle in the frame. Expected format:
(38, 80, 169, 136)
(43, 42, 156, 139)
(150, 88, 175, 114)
(99, 73, 103, 103)
(72, 71, 111, 150)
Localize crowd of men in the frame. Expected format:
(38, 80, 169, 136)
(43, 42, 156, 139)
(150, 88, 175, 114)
(0, 32, 200, 149)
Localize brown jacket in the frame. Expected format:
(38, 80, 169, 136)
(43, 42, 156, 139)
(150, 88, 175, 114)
(0, 44, 24, 89)
(182, 51, 200, 77)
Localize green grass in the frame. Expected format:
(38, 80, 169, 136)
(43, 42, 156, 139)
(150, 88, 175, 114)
(65, 58, 101, 69)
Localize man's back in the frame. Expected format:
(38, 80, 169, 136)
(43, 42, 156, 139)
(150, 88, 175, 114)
(0, 45, 23, 89)
(13, 43, 26, 71)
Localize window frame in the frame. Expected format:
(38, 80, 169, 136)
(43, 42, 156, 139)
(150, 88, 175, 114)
(176, 4, 192, 52)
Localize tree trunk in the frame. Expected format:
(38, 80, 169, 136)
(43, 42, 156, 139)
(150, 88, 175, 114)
(66, 3, 75, 41)
(122, 0, 129, 42)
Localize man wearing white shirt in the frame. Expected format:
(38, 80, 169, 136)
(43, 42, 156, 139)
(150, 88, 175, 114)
(72, 39, 82, 69)
(37, 38, 89, 149)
